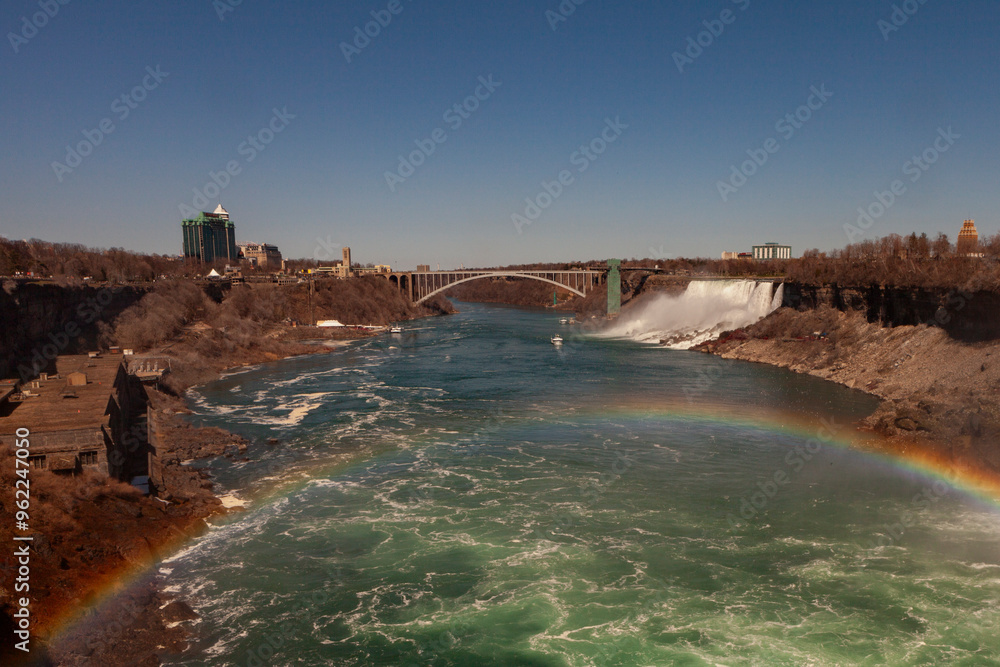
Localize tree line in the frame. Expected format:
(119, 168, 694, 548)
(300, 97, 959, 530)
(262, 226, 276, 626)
(6, 231, 1000, 292)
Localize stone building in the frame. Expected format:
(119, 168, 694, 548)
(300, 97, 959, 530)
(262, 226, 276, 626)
(0, 354, 156, 490)
(239, 242, 283, 269)
(957, 219, 979, 256)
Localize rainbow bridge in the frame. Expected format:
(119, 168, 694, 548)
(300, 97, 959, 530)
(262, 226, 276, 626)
(386, 268, 608, 305)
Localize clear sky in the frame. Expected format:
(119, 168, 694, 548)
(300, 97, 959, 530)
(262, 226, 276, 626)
(1, 0, 997, 269)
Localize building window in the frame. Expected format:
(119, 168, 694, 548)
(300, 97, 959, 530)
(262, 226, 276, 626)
(28, 455, 46, 470)
(80, 451, 98, 466)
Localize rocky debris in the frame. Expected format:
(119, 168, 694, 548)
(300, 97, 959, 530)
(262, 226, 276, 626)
(46, 579, 194, 667)
(700, 306, 1000, 477)
(161, 599, 198, 624)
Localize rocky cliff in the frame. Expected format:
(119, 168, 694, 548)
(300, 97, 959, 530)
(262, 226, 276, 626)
(781, 283, 1000, 342)
(0, 282, 148, 381)
(699, 283, 1000, 478)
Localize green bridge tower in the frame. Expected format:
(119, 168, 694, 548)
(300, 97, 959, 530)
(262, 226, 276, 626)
(607, 259, 621, 316)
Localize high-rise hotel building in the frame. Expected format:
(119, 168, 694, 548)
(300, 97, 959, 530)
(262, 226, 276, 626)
(182, 205, 238, 263)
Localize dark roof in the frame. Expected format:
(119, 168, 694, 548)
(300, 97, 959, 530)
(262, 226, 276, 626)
(0, 355, 124, 435)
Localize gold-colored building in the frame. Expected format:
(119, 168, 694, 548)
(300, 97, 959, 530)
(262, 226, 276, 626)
(957, 219, 979, 255)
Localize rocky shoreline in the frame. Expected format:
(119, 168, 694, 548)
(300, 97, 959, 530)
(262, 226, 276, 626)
(20, 297, 1000, 664)
(1, 270, 458, 665)
(8, 326, 385, 666)
(696, 305, 1000, 479)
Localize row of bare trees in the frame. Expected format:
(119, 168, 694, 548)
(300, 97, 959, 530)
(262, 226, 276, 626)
(109, 277, 444, 352)
(0, 238, 312, 282)
(8, 230, 1000, 292)
(0, 238, 209, 282)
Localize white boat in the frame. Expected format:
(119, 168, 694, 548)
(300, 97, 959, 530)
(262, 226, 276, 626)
(560, 318, 569, 324)
(551, 335, 564, 345)
(390, 326, 402, 334)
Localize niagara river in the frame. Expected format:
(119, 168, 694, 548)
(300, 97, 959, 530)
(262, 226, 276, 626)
(158, 300, 1000, 666)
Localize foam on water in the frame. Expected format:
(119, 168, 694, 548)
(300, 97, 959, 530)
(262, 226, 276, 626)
(113, 303, 1000, 666)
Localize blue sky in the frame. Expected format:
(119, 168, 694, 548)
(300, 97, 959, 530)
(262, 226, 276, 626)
(1, 0, 997, 269)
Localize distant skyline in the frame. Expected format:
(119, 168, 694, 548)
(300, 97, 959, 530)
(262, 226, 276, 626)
(2, 1, 998, 270)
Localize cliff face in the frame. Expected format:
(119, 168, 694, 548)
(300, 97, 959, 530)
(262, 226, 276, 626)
(782, 283, 1000, 342)
(697, 281, 1000, 477)
(0, 282, 148, 380)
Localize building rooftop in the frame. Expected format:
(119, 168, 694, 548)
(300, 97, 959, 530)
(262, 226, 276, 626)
(0, 354, 124, 435)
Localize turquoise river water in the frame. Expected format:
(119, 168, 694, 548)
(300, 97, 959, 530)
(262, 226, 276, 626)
(159, 302, 1000, 666)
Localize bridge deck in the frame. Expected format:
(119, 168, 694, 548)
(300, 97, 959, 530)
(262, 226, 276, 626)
(385, 269, 605, 305)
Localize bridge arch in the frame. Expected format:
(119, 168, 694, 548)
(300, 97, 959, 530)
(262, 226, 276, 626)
(415, 272, 587, 305)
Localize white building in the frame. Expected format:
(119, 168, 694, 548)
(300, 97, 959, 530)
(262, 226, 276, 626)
(752, 243, 792, 260)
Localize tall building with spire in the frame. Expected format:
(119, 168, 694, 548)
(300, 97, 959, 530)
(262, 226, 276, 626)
(182, 204, 238, 263)
(957, 219, 979, 256)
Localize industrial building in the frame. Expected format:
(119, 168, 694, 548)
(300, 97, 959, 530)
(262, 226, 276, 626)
(0, 354, 162, 491)
(181, 204, 238, 263)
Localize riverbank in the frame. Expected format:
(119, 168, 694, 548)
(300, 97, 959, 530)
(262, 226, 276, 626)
(5, 314, 447, 664)
(0, 329, 358, 664)
(696, 305, 1000, 479)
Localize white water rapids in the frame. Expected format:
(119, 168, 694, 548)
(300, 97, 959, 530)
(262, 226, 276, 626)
(601, 280, 783, 349)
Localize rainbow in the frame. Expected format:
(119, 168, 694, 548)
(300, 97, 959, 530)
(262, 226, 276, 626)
(44, 398, 1000, 648)
(573, 398, 1000, 512)
(219, 396, 1000, 516)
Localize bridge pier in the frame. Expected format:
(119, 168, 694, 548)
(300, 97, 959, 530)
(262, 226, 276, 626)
(607, 260, 621, 316)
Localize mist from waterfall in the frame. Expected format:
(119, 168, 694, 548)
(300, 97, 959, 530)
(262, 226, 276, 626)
(601, 280, 783, 349)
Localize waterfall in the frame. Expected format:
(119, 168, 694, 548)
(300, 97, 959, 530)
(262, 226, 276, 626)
(600, 280, 782, 349)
